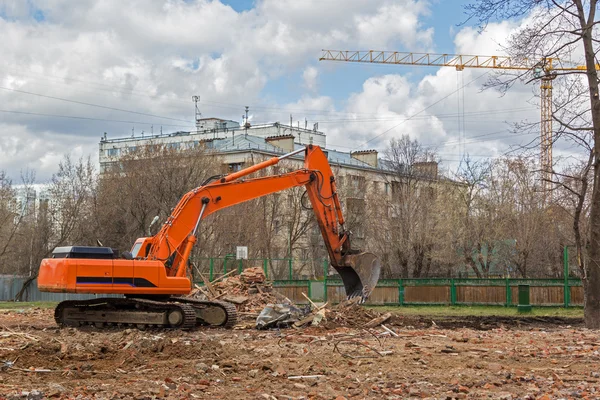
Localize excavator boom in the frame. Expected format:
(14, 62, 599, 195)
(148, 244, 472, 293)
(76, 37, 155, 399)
(38, 145, 381, 329)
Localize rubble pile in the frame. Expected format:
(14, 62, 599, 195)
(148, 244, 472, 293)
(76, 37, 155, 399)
(190, 267, 280, 317)
(324, 298, 389, 328)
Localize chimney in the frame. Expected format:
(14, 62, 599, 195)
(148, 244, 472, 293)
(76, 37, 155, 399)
(350, 150, 378, 168)
(413, 161, 438, 178)
(265, 134, 295, 152)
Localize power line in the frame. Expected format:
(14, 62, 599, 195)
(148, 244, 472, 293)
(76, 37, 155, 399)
(0, 109, 193, 128)
(0, 86, 194, 123)
(0, 67, 393, 118)
(352, 70, 491, 150)
(311, 107, 537, 124)
(2, 66, 521, 120)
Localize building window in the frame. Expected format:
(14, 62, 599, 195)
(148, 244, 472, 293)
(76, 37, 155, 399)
(107, 148, 120, 157)
(228, 162, 243, 172)
(168, 142, 180, 150)
(346, 197, 366, 216)
(349, 175, 365, 190)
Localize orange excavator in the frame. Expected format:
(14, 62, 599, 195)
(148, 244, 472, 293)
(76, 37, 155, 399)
(37, 145, 381, 329)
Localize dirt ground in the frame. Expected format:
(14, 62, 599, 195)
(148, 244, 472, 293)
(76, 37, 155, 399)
(0, 307, 598, 400)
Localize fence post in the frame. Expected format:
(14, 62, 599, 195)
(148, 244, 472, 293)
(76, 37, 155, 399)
(323, 259, 329, 302)
(564, 245, 570, 308)
(263, 259, 268, 280)
(307, 281, 312, 299)
(398, 279, 404, 306)
(450, 279, 456, 306)
(209, 258, 214, 281)
(288, 258, 293, 280)
(505, 278, 511, 307)
(238, 259, 243, 274)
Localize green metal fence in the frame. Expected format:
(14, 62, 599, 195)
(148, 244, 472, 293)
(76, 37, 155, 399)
(190, 249, 583, 307)
(192, 257, 330, 281)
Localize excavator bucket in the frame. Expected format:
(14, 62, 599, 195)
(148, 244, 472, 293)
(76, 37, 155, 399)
(335, 252, 381, 301)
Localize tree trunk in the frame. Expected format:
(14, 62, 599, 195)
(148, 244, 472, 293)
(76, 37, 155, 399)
(14, 275, 36, 302)
(575, 0, 600, 328)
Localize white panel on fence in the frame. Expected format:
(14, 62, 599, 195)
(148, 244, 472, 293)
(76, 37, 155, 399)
(236, 246, 248, 260)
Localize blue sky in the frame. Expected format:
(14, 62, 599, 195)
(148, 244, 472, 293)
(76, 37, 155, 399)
(222, 0, 473, 107)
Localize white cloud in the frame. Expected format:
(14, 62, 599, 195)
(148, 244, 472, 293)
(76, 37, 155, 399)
(302, 66, 318, 92)
(0, 0, 437, 180)
(0, 0, 585, 181)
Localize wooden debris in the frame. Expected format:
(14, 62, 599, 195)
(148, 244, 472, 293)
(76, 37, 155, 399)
(287, 375, 325, 380)
(364, 313, 392, 328)
(222, 295, 249, 304)
(199, 273, 218, 298)
(381, 324, 399, 337)
(301, 292, 319, 309)
(293, 314, 315, 328)
(210, 269, 237, 284)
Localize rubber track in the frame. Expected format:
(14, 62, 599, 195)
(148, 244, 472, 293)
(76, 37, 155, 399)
(173, 297, 239, 328)
(55, 297, 196, 329)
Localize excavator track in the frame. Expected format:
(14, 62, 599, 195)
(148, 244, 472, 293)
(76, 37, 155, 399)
(173, 297, 238, 328)
(54, 297, 236, 330)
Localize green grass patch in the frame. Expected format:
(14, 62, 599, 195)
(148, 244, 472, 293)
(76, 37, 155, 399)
(368, 305, 583, 318)
(0, 301, 57, 310)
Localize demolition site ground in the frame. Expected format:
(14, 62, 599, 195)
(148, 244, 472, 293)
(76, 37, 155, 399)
(0, 304, 598, 400)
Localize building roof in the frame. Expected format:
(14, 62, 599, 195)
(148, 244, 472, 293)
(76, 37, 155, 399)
(206, 133, 377, 170)
(100, 126, 449, 180)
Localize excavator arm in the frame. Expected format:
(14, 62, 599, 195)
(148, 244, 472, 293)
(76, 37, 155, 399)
(139, 145, 380, 299)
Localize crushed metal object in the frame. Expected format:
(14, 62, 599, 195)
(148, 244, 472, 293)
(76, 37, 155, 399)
(255, 303, 310, 330)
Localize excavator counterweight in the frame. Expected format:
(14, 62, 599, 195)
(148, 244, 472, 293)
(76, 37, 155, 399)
(38, 145, 381, 329)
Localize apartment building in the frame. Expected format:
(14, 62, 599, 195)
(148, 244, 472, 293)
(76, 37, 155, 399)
(99, 119, 444, 277)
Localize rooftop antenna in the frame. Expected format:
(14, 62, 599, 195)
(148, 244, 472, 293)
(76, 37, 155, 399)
(131, 127, 134, 137)
(244, 106, 249, 137)
(192, 95, 201, 134)
(150, 125, 153, 135)
(290, 114, 292, 127)
(304, 118, 307, 129)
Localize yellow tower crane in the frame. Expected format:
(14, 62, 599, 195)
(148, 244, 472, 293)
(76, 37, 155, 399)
(319, 50, 595, 193)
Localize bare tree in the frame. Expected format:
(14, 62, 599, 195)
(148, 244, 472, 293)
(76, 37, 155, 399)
(371, 135, 441, 278)
(0, 171, 20, 272)
(465, 0, 600, 327)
